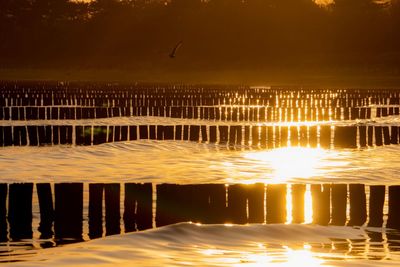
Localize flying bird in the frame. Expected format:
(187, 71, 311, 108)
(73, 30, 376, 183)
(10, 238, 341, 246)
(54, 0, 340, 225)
(169, 41, 183, 58)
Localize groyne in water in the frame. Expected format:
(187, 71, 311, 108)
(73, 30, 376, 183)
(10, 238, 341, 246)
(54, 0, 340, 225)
(1, 183, 400, 243)
(0, 124, 399, 149)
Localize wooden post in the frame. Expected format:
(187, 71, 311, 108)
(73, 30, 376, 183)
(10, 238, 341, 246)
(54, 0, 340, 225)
(54, 183, 83, 240)
(390, 126, 399, 144)
(260, 126, 267, 148)
(105, 183, 121, 236)
(251, 126, 259, 147)
(359, 126, 367, 148)
(187, 184, 208, 223)
(27, 126, 38, 146)
(334, 126, 357, 148)
(13, 126, 27, 146)
(207, 184, 226, 224)
(331, 184, 347, 226)
(311, 184, 330, 225)
(8, 183, 33, 240)
(139, 125, 148, 140)
(280, 126, 288, 147)
(114, 126, 121, 141)
(367, 185, 385, 227)
(266, 184, 286, 224)
(89, 183, 104, 239)
(299, 126, 307, 147)
(227, 184, 247, 224)
(201, 125, 208, 142)
(93, 126, 107, 145)
(156, 184, 179, 227)
(0, 184, 7, 241)
(375, 126, 383, 146)
(209, 126, 217, 143)
(290, 126, 299, 147)
(387, 186, 400, 230)
(292, 184, 306, 224)
(75, 126, 85, 145)
(129, 126, 137, 141)
(0, 127, 3, 147)
(248, 183, 265, 223)
(367, 126, 373, 147)
(383, 126, 390, 145)
(164, 126, 174, 140)
(183, 125, 189, 140)
(124, 183, 153, 232)
(267, 126, 274, 148)
(244, 126, 250, 146)
(149, 125, 156, 140)
(175, 125, 182, 140)
(218, 126, 228, 144)
(309, 126, 317, 148)
(348, 184, 367, 226)
(157, 125, 164, 140)
(190, 125, 200, 142)
(319, 125, 331, 149)
(37, 183, 54, 239)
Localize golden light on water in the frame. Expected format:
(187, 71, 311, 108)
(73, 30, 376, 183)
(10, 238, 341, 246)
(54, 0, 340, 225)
(244, 147, 327, 183)
(198, 243, 328, 267)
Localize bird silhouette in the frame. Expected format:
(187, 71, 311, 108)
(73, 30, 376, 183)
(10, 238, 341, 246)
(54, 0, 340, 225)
(169, 41, 183, 58)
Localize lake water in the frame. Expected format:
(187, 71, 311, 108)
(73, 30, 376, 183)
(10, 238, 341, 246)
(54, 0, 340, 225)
(1, 87, 400, 266)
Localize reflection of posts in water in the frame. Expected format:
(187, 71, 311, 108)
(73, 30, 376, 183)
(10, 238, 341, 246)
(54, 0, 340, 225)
(366, 230, 386, 260)
(386, 231, 400, 254)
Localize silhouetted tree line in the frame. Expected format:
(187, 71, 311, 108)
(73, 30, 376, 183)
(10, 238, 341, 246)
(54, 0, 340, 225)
(0, 0, 399, 72)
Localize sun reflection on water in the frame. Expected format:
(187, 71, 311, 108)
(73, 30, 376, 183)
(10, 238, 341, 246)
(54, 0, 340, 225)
(243, 147, 329, 183)
(198, 242, 329, 267)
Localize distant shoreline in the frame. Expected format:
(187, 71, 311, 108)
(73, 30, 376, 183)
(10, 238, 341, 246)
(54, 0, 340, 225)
(0, 68, 399, 88)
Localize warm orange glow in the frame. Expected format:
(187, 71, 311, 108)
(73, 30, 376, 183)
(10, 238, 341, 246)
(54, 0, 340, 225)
(244, 147, 327, 183)
(197, 243, 329, 267)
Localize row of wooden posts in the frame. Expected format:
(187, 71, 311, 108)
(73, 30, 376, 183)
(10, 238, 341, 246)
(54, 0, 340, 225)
(0, 106, 381, 122)
(1, 183, 400, 242)
(1, 83, 400, 108)
(1, 124, 400, 149)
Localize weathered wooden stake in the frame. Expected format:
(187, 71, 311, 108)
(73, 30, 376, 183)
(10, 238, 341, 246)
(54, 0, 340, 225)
(89, 183, 104, 239)
(105, 183, 121, 235)
(266, 184, 286, 224)
(348, 184, 367, 226)
(8, 183, 33, 240)
(37, 183, 54, 239)
(367, 185, 385, 227)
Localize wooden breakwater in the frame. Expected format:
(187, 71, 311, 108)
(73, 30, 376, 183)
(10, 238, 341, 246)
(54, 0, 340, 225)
(1, 83, 400, 122)
(1, 83, 399, 108)
(1, 124, 399, 149)
(1, 183, 400, 242)
(0, 106, 377, 122)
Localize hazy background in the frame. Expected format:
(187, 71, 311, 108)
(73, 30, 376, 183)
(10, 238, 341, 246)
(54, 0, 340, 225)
(0, 0, 399, 85)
